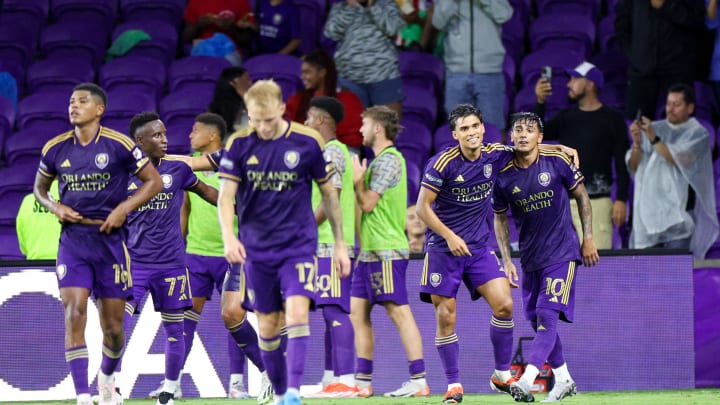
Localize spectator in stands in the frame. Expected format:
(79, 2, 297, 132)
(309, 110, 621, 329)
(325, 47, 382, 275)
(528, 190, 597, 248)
(255, 0, 301, 55)
(208, 67, 252, 133)
(406, 204, 426, 253)
(285, 49, 364, 151)
(395, 0, 437, 52)
(705, 0, 720, 114)
(626, 83, 719, 258)
(534, 61, 631, 249)
(324, 0, 406, 117)
(16, 180, 61, 260)
(183, 0, 255, 58)
(432, 0, 512, 130)
(615, 0, 705, 119)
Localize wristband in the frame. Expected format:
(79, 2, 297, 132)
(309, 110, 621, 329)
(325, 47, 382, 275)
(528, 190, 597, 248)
(650, 136, 661, 145)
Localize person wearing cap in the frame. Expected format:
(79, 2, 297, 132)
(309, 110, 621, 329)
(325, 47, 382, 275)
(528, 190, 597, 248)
(303, 96, 359, 398)
(534, 61, 630, 250)
(627, 83, 718, 258)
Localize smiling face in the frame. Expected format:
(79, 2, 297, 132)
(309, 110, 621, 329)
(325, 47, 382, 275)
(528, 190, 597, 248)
(452, 114, 485, 153)
(68, 90, 104, 127)
(135, 119, 168, 159)
(510, 118, 543, 153)
(301, 62, 325, 91)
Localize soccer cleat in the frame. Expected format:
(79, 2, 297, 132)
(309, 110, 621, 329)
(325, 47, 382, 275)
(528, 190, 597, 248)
(442, 386, 464, 403)
(309, 382, 359, 398)
(282, 390, 301, 405)
(490, 373, 518, 395)
(77, 394, 93, 405)
(383, 380, 430, 397)
(229, 380, 250, 399)
(156, 391, 174, 405)
(256, 372, 274, 404)
(97, 381, 118, 405)
(510, 379, 535, 402)
(92, 388, 123, 405)
(357, 385, 374, 398)
(541, 379, 577, 402)
(148, 380, 182, 399)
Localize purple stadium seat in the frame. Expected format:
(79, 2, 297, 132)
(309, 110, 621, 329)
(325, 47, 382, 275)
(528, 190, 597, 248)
(598, 83, 626, 112)
(514, 77, 572, 113)
(243, 54, 303, 101)
(165, 123, 192, 155)
(696, 118, 717, 153)
(160, 89, 213, 130)
(529, 14, 596, 58)
(102, 90, 157, 135)
(536, 0, 601, 20)
(0, 20, 38, 68)
(0, 96, 14, 135)
(26, 56, 95, 95)
(396, 118, 432, 161)
(405, 160, 421, 205)
(0, 59, 26, 98)
(100, 56, 167, 103)
(295, 0, 326, 55)
(503, 54, 517, 100)
(1, 0, 48, 42)
(695, 81, 716, 125)
(16, 91, 69, 131)
(120, 0, 186, 27)
(0, 226, 24, 260)
(598, 15, 618, 52)
(399, 51, 444, 98)
(0, 163, 36, 224)
(501, 12, 526, 66)
(51, 0, 117, 26)
(520, 49, 584, 88)
(0, 195, 23, 227)
(112, 20, 179, 66)
(168, 56, 232, 93)
(591, 49, 628, 86)
(402, 86, 438, 130)
(40, 21, 109, 68)
(3, 128, 58, 167)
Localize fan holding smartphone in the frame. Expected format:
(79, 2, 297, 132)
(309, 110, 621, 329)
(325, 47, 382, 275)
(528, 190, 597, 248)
(536, 66, 553, 103)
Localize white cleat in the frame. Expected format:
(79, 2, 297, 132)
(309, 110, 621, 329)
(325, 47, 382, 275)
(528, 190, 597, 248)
(510, 378, 535, 402)
(541, 379, 577, 402)
(148, 380, 182, 399)
(92, 388, 123, 404)
(383, 380, 430, 397)
(257, 372, 274, 405)
(155, 391, 174, 405)
(97, 381, 118, 405)
(229, 380, 251, 399)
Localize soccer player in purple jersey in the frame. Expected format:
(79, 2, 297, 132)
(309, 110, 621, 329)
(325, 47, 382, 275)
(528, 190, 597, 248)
(33, 83, 162, 405)
(217, 80, 351, 405)
(124, 112, 219, 405)
(416, 104, 580, 404)
(493, 112, 599, 403)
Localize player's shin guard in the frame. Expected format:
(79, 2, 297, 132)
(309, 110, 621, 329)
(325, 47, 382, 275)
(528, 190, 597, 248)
(286, 324, 310, 391)
(161, 311, 185, 381)
(528, 308, 559, 369)
(547, 335, 566, 369)
(182, 309, 200, 364)
(115, 302, 134, 374)
(489, 315, 514, 371)
(228, 332, 246, 375)
(323, 306, 354, 376)
(259, 334, 287, 395)
(228, 316, 265, 372)
(100, 344, 124, 376)
(66, 345, 90, 395)
(435, 333, 460, 385)
(323, 326, 333, 372)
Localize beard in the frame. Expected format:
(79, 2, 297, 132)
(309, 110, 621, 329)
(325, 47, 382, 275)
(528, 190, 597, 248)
(568, 90, 584, 104)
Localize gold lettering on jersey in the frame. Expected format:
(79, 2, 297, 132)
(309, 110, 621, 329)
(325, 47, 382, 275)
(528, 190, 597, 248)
(247, 170, 298, 191)
(450, 182, 492, 202)
(514, 190, 555, 213)
(136, 192, 175, 211)
(61, 172, 112, 191)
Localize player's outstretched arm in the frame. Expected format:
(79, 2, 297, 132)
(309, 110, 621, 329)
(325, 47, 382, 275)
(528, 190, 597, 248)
(170, 154, 216, 172)
(539, 144, 580, 167)
(416, 187, 470, 256)
(34, 171, 83, 223)
(570, 183, 599, 267)
(493, 211, 519, 288)
(319, 179, 351, 278)
(190, 181, 219, 206)
(218, 178, 246, 264)
(102, 163, 162, 233)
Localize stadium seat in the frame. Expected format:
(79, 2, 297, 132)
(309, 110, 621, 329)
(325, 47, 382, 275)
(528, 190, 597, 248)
(26, 56, 95, 95)
(168, 56, 232, 93)
(529, 14, 596, 58)
(520, 48, 584, 88)
(0, 59, 26, 99)
(501, 12, 526, 66)
(694, 81, 717, 126)
(119, 0, 186, 28)
(598, 15, 618, 52)
(243, 54, 303, 101)
(0, 20, 39, 68)
(405, 160, 422, 205)
(51, 0, 117, 26)
(112, 20, 179, 66)
(165, 123, 192, 155)
(0, 96, 14, 135)
(160, 89, 213, 130)
(402, 86, 438, 130)
(513, 78, 572, 116)
(1, 0, 48, 43)
(100, 56, 167, 103)
(102, 90, 157, 135)
(40, 21, 109, 68)
(0, 226, 24, 260)
(16, 91, 69, 131)
(399, 51, 444, 98)
(0, 163, 36, 225)
(591, 49, 628, 86)
(536, 0, 601, 20)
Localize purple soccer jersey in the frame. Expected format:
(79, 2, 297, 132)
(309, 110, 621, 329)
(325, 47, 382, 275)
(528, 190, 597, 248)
(492, 151, 584, 272)
(218, 121, 332, 261)
(421, 144, 514, 252)
(39, 127, 149, 219)
(126, 157, 199, 268)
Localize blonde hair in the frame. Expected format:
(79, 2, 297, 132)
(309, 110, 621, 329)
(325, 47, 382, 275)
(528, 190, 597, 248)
(362, 105, 402, 141)
(243, 80, 283, 110)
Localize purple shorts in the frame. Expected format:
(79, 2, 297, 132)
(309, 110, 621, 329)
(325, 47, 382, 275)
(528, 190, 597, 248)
(315, 256, 351, 313)
(351, 260, 409, 306)
(238, 256, 317, 314)
(56, 225, 132, 300)
(132, 265, 193, 312)
(522, 261, 578, 323)
(186, 253, 229, 299)
(419, 249, 506, 303)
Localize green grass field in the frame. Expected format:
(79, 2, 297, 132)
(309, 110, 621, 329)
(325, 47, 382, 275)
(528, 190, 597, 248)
(7, 390, 720, 405)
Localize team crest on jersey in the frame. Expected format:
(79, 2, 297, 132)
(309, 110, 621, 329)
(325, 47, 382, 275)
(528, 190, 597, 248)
(247, 288, 255, 305)
(538, 172, 551, 187)
(95, 153, 109, 169)
(284, 150, 300, 169)
(132, 147, 143, 160)
(56, 264, 67, 280)
(430, 273, 442, 287)
(483, 164, 492, 178)
(161, 174, 173, 189)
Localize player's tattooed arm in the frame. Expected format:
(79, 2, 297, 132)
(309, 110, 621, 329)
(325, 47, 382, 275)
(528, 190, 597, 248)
(493, 212, 512, 262)
(319, 179, 351, 278)
(571, 183, 600, 267)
